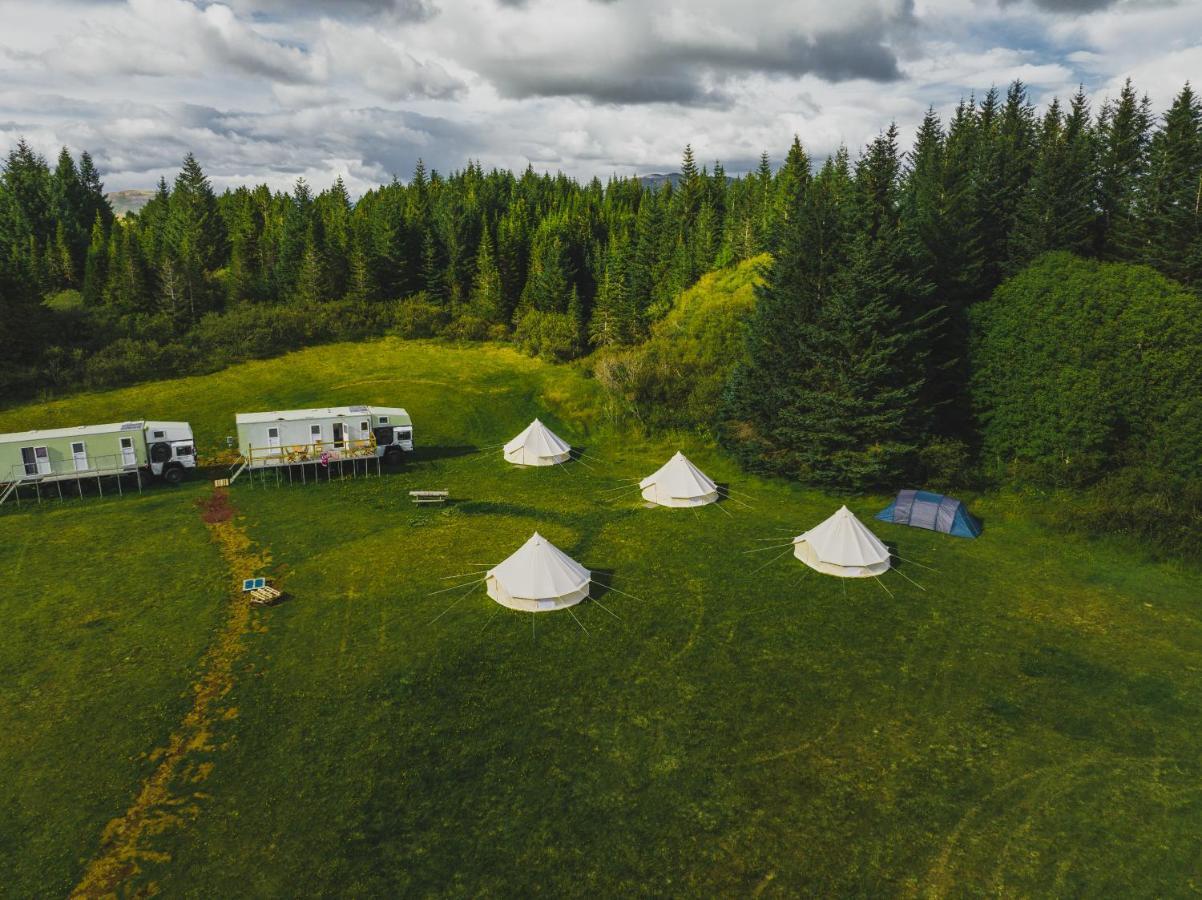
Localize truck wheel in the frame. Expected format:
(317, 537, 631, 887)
(162, 465, 184, 485)
(384, 448, 403, 467)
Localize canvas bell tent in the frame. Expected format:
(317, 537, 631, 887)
(877, 489, 981, 538)
(640, 451, 719, 507)
(235, 406, 412, 470)
(793, 506, 892, 578)
(486, 532, 591, 612)
(503, 419, 571, 467)
(1, 420, 196, 505)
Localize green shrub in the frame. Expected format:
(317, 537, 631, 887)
(917, 437, 974, 491)
(393, 294, 450, 339)
(445, 314, 490, 342)
(592, 255, 765, 431)
(514, 309, 582, 361)
(971, 252, 1202, 486)
(1047, 471, 1202, 560)
(82, 338, 196, 388)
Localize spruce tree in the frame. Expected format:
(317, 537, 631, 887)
(1009, 89, 1098, 269)
(1096, 79, 1152, 258)
(518, 229, 571, 315)
(82, 214, 107, 306)
(589, 230, 633, 347)
(1137, 83, 1202, 288)
(293, 229, 328, 305)
(903, 104, 984, 437)
(724, 133, 931, 489)
(164, 153, 225, 324)
(976, 82, 1037, 290)
(721, 153, 852, 478)
(469, 226, 503, 321)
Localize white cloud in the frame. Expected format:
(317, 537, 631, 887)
(0, 0, 1196, 192)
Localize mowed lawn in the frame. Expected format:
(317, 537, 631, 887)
(2, 339, 1201, 896)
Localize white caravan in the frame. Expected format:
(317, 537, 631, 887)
(235, 405, 413, 468)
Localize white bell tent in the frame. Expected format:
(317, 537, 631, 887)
(486, 532, 591, 612)
(792, 505, 892, 578)
(639, 451, 720, 507)
(503, 418, 572, 467)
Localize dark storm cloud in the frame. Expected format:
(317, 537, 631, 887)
(484, 27, 902, 108)
(228, 0, 438, 21)
(493, 66, 730, 106)
(674, 29, 904, 82)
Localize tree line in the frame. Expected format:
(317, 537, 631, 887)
(1, 79, 1199, 490)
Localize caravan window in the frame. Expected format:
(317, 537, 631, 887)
(378, 416, 389, 424)
(153, 431, 165, 439)
(268, 427, 279, 438)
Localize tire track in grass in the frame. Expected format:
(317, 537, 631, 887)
(71, 490, 270, 898)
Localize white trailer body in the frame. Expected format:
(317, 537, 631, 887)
(235, 405, 413, 469)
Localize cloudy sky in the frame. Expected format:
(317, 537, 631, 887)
(0, 0, 1198, 194)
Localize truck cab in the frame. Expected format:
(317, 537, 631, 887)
(369, 407, 413, 464)
(143, 421, 197, 483)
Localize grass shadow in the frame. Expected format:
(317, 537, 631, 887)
(409, 444, 481, 464)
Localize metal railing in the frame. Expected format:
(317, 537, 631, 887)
(4, 451, 138, 484)
(245, 435, 377, 468)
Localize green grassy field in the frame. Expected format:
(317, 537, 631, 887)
(2, 339, 1201, 896)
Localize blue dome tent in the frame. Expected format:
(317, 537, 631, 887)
(876, 490, 981, 538)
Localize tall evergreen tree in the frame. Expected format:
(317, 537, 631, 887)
(1009, 89, 1098, 268)
(81, 215, 107, 306)
(1096, 79, 1153, 258)
(1135, 83, 1202, 287)
(163, 153, 225, 324)
(469, 225, 503, 321)
(518, 229, 572, 315)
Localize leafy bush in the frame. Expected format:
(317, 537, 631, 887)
(514, 309, 582, 361)
(593, 255, 765, 430)
(1045, 470, 1202, 560)
(917, 437, 974, 491)
(82, 338, 196, 388)
(971, 252, 1202, 486)
(444, 314, 490, 342)
(392, 295, 450, 339)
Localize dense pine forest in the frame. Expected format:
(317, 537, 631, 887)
(2, 79, 1200, 546)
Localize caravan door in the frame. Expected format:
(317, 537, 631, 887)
(267, 427, 281, 452)
(34, 446, 51, 475)
(120, 437, 137, 467)
(71, 441, 88, 471)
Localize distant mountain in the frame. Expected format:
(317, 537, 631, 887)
(637, 172, 734, 189)
(106, 189, 155, 217)
(637, 173, 683, 189)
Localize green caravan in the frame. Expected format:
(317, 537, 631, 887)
(0, 420, 197, 504)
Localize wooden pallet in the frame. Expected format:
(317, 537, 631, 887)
(249, 585, 282, 606)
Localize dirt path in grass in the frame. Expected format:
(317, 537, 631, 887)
(71, 490, 270, 899)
